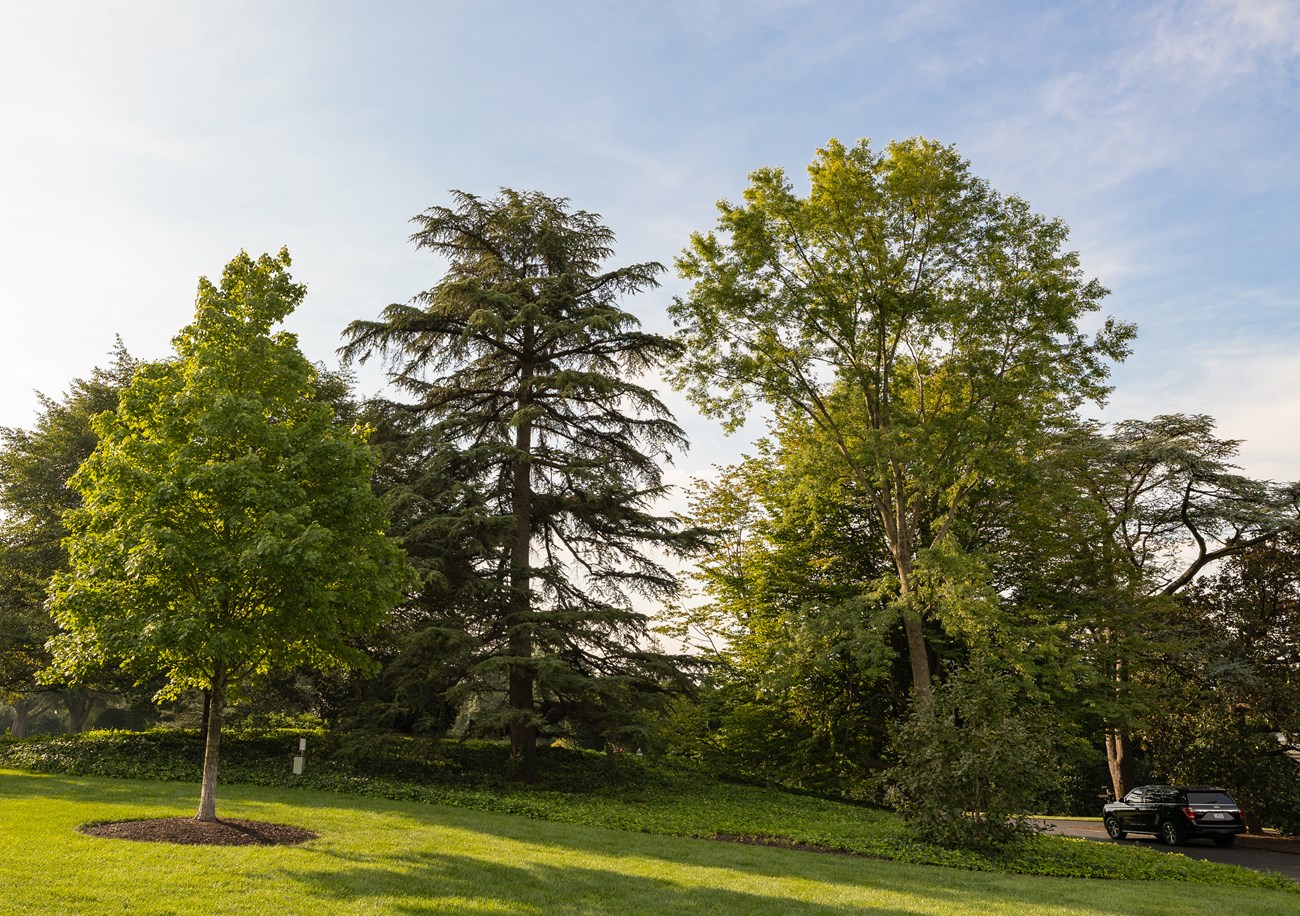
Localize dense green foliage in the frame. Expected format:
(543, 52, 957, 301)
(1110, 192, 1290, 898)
(1060, 416, 1300, 797)
(886, 665, 1061, 848)
(0, 345, 140, 735)
(670, 402, 1300, 830)
(663, 446, 903, 795)
(43, 250, 412, 818)
(1144, 540, 1300, 834)
(664, 423, 1104, 811)
(670, 137, 1134, 701)
(0, 731, 1293, 892)
(341, 190, 705, 779)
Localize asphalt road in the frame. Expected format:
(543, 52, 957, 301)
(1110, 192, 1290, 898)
(1041, 818, 1300, 885)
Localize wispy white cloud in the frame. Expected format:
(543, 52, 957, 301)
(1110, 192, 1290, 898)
(1105, 338, 1300, 482)
(0, 0, 1296, 488)
(992, 0, 1300, 188)
(1144, 0, 1300, 81)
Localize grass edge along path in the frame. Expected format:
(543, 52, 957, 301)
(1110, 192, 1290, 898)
(2, 769, 1299, 916)
(1, 730, 1295, 895)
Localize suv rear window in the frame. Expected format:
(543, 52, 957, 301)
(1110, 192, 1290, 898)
(1187, 791, 1236, 806)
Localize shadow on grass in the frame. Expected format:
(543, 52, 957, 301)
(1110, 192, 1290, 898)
(272, 806, 1202, 916)
(5, 768, 1290, 914)
(0, 769, 192, 805)
(283, 845, 926, 916)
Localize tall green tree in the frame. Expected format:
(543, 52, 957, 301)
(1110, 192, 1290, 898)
(46, 250, 412, 820)
(666, 441, 903, 793)
(980, 414, 1300, 800)
(1070, 415, 1300, 797)
(0, 344, 138, 735)
(670, 138, 1134, 701)
(342, 189, 705, 780)
(1151, 538, 1300, 833)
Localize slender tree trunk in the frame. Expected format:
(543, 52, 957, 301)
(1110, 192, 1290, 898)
(893, 550, 933, 704)
(507, 639, 537, 782)
(196, 666, 226, 822)
(841, 418, 934, 703)
(901, 607, 932, 704)
(1104, 646, 1135, 799)
(200, 689, 211, 740)
(507, 361, 538, 783)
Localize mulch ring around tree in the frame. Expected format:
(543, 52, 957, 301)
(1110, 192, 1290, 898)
(79, 817, 318, 846)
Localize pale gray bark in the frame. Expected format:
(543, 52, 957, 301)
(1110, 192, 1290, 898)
(196, 667, 226, 822)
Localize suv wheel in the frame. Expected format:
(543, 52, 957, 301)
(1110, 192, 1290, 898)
(1103, 816, 1126, 840)
(1160, 821, 1182, 846)
(1213, 835, 1235, 848)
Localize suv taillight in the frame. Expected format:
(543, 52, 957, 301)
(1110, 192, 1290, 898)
(1182, 806, 1197, 820)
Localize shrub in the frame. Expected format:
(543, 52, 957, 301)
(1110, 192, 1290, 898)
(886, 664, 1060, 849)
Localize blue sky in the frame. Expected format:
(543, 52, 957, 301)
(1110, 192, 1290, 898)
(2, 0, 1297, 491)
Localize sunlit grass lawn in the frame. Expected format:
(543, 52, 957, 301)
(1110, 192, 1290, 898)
(2, 769, 1297, 915)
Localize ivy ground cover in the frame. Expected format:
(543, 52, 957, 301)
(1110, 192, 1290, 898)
(2, 767, 1298, 915)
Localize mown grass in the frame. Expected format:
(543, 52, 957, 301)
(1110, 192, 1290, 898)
(1, 730, 1295, 895)
(2, 768, 1298, 915)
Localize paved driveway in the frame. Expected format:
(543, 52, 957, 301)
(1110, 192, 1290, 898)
(1040, 818, 1300, 885)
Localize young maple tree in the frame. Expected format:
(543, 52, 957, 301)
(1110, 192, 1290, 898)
(47, 249, 412, 820)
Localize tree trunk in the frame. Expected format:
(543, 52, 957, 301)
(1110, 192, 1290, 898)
(507, 647, 537, 783)
(507, 363, 537, 783)
(893, 552, 932, 704)
(9, 696, 33, 738)
(64, 689, 95, 734)
(901, 610, 932, 705)
(1105, 729, 1136, 800)
(1103, 643, 1136, 799)
(196, 667, 226, 822)
(200, 689, 211, 740)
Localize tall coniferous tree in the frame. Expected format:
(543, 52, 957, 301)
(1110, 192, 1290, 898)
(343, 190, 703, 781)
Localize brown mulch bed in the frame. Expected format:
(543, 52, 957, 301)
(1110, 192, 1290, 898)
(79, 817, 317, 846)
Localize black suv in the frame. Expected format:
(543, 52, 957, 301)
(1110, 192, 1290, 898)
(1102, 785, 1244, 847)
